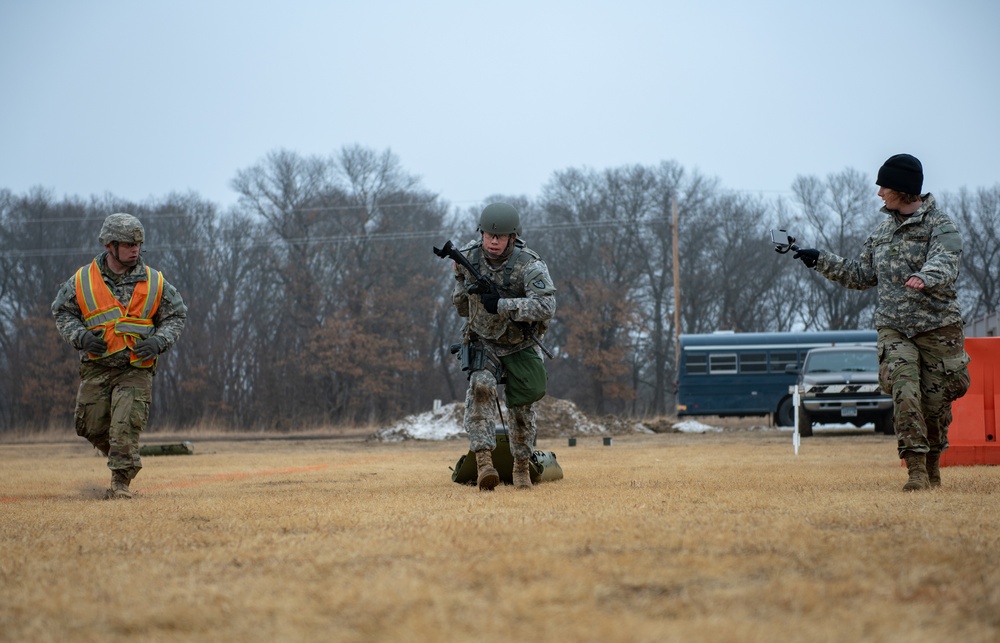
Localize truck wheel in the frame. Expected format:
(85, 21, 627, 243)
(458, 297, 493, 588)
(776, 397, 795, 427)
(798, 411, 814, 437)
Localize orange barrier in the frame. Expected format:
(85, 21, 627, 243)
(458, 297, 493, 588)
(942, 337, 1000, 466)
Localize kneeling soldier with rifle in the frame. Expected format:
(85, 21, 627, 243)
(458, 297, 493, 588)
(435, 203, 556, 490)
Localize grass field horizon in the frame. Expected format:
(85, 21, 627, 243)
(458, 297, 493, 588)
(2, 426, 998, 642)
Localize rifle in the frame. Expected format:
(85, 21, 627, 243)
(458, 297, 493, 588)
(434, 240, 553, 359)
(433, 239, 496, 297)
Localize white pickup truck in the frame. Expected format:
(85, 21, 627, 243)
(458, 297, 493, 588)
(794, 345, 894, 437)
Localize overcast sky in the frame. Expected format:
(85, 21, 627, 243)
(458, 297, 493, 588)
(2, 0, 997, 212)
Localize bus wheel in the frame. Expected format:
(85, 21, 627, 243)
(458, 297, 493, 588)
(776, 397, 795, 427)
(798, 411, 814, 437)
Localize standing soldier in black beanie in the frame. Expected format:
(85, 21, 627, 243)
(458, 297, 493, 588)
(790, 154, 970, 491)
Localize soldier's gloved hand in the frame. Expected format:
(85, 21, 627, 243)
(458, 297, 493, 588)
(133, 336, 163, 360)
(467, 279, 493, 296)
(793, 248, 820, 268)
(80, 329, 107, 355)
(480, 291, 501, 314)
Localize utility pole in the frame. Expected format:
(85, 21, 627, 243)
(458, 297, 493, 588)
(672, 193, 681, 370)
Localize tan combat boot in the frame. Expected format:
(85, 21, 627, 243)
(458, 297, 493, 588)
(926, 452, 942, 488)
(512, 458, 532, 489)
(901, 452, 929, 492)
(475, 450, 499, 491)
(105, 470, 133, 500)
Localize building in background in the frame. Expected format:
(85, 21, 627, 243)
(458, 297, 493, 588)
(966, 312, 1000, 337)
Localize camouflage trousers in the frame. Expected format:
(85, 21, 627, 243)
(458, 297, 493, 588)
(75, 361, 153, 479)
(877, 325, 971, 457)
(464, 369, 537, 461)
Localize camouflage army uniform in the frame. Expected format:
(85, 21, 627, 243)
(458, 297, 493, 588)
(452, 238, 556, 463)
(52, 252, 187, 484)
(812, 193, 971, 458)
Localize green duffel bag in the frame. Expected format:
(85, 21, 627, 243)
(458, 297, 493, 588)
(500, 347, 547, 407)
(451, 431, 563, 485)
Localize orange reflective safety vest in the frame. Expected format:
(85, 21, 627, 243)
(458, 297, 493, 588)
(74, 259, 164, 368)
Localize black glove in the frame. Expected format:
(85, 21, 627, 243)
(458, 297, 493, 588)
(466, 278, 493, 296)
(80, 329, 107, 355)
(480, 291, 501, 315)
(133, 336, 162, 360)
(793, 248, 820, 268)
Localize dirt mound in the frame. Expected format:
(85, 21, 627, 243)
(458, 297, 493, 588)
(533, 397, 651, 438)
(373, 396, 655, 441)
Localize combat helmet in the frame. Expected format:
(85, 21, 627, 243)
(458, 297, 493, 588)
(478, 202, 521, 236)
(99, 213, 145, 246)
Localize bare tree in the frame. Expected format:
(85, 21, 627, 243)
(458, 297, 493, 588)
(949, 186, 1000, 319)
(536, 167, 651, 414)
(4, 161, 999, 433)
(765, 199, 811, 332)
(790, 169, 880, 330)
(0, 190, 129, 430)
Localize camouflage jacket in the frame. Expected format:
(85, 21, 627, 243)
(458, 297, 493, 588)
(451, 238, 556, 357)
(815, 193, 964, 337)
(51, 252, 188, 368)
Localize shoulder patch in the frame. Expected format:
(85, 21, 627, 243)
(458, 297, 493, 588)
(525, 265, 556, 295)
(932, 220, 963, 253)
(935, 230, 963, 253)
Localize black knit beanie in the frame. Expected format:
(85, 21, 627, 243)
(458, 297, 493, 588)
(876, 154, 923, 195)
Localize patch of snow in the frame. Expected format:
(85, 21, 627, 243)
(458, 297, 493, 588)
(374, 402, 466, 442)
(673, 420, 724, 433)
(775, 423, 875, 432)
(552, 404, 606, 434)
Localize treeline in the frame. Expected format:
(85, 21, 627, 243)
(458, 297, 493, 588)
(1, 145, 997, 432)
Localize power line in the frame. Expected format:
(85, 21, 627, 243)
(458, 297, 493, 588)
(0, 216, 674, 259)
(1, 199, 448, 225)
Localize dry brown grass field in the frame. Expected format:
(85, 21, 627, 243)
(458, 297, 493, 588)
(2, 426, 999, 643)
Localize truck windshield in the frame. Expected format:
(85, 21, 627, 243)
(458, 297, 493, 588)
(804, 350, 877, 374)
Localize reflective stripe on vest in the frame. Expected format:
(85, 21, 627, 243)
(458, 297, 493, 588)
(74, 260, 164, 368)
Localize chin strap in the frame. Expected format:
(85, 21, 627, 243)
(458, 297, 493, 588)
(111, 241, 139, 267)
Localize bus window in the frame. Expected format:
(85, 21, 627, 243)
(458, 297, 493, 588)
(709, 354, 737, 374)
(686, 353, 707, 375)
(769, 351, 798, 372)
(740, 352, 767, 373)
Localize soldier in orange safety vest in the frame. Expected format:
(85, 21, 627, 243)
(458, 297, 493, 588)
(52, 213, 187, 499)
